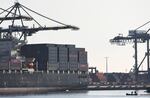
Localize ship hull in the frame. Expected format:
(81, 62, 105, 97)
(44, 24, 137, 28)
(0, 71, 88, 94)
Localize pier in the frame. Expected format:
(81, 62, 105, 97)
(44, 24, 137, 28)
(87, 84, 150, 90)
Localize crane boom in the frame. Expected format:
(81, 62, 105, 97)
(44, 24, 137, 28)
(0, 16, 33, 21)
(0, 25, 79, 33)
(0, 2, 79, 42)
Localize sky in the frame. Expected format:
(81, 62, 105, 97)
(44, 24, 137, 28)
(1, 0, 150, 72)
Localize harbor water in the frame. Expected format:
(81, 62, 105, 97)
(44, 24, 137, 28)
(0, 90, 149, 98)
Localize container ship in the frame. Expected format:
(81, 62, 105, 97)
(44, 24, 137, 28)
(0, 2, 89, 94)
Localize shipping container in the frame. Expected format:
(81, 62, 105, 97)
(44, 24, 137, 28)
(0, 63, 9, 70)
(37, 60, 47, 71)
(0, 41, 12, 46)
(69, 48, 78, 63)
(21, 44, 48, 59)
(47, 63, 59, 70)
(58, 46, 68, 62)
(21, 44, 49, 71)
(10, 59, 22, 70)
(34, 44, 48, 60)
(0, 42, 12, 57)
(77, 48, 85, 52)
(0, 47, 11, 51)
(66, 45, 75, 48)
(69, 63, 78, 70)
(46, 44, 56, 47)
(79, 64, 88, 71)
(0, 56, 10, 64)
(48, 47, 58, 63)
(20, 45, 36, 58)
(78, 51, 87, 64)
(59, 63, 68, 70)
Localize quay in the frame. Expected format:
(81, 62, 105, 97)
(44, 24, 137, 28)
(87, 85, 150, 90)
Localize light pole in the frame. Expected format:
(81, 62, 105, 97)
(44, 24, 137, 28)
(105, 57, 109, 73)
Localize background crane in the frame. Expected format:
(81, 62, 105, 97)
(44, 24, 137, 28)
(110, 21, 150, 84)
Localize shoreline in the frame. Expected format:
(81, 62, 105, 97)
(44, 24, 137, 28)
(0, 86, 149, 95)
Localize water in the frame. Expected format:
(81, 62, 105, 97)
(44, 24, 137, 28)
(0, 90, 149, 98)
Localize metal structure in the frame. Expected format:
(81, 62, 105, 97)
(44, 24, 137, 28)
(105, 57, 109, 73)
(110, 23, 150, 83)
(89, 67, 97, 74)
(0, 2, 79, 47)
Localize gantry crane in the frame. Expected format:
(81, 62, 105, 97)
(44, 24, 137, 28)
(0, 2, 79, 47)
(110, 22, 150, 84)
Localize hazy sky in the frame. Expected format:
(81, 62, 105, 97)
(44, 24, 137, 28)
(1, 0, 150, 72)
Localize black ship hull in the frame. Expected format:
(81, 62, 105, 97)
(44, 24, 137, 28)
(0, 72, 88, 87)
(0, 71, 88, 94)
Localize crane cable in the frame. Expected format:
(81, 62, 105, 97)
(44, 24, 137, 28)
(20, 4, 68, 26)
(135, 20, 150, 30)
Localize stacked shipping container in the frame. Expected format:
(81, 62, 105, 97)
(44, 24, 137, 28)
(0, 40, 22, 70)
(78, 48, 88, 71)
(58, 45, 68, 70)
(36, 45, 48, 71)
(47, 45, 58, 70)
(69, 47, 78, 70)
(0, 41, 12, 70)
(20, 44, 88, 71)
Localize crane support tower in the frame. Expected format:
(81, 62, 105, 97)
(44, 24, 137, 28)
(110, 23, 150, 84)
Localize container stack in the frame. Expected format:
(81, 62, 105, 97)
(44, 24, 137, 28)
(47, 44, 58, 70)
(78, 48, 88, 71)
(10, 58, 22, 70)
(69, 47, 78, 70)
(58, 45, 68, 70)
(36, 45, 48, 71)
(20, 44, 88, 72)
(21, 44, 48, 71)
(0, 41, 12, 70)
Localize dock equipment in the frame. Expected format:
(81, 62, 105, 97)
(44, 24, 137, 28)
(0, 2, 79, 46)
(110, 21, 150, 83)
